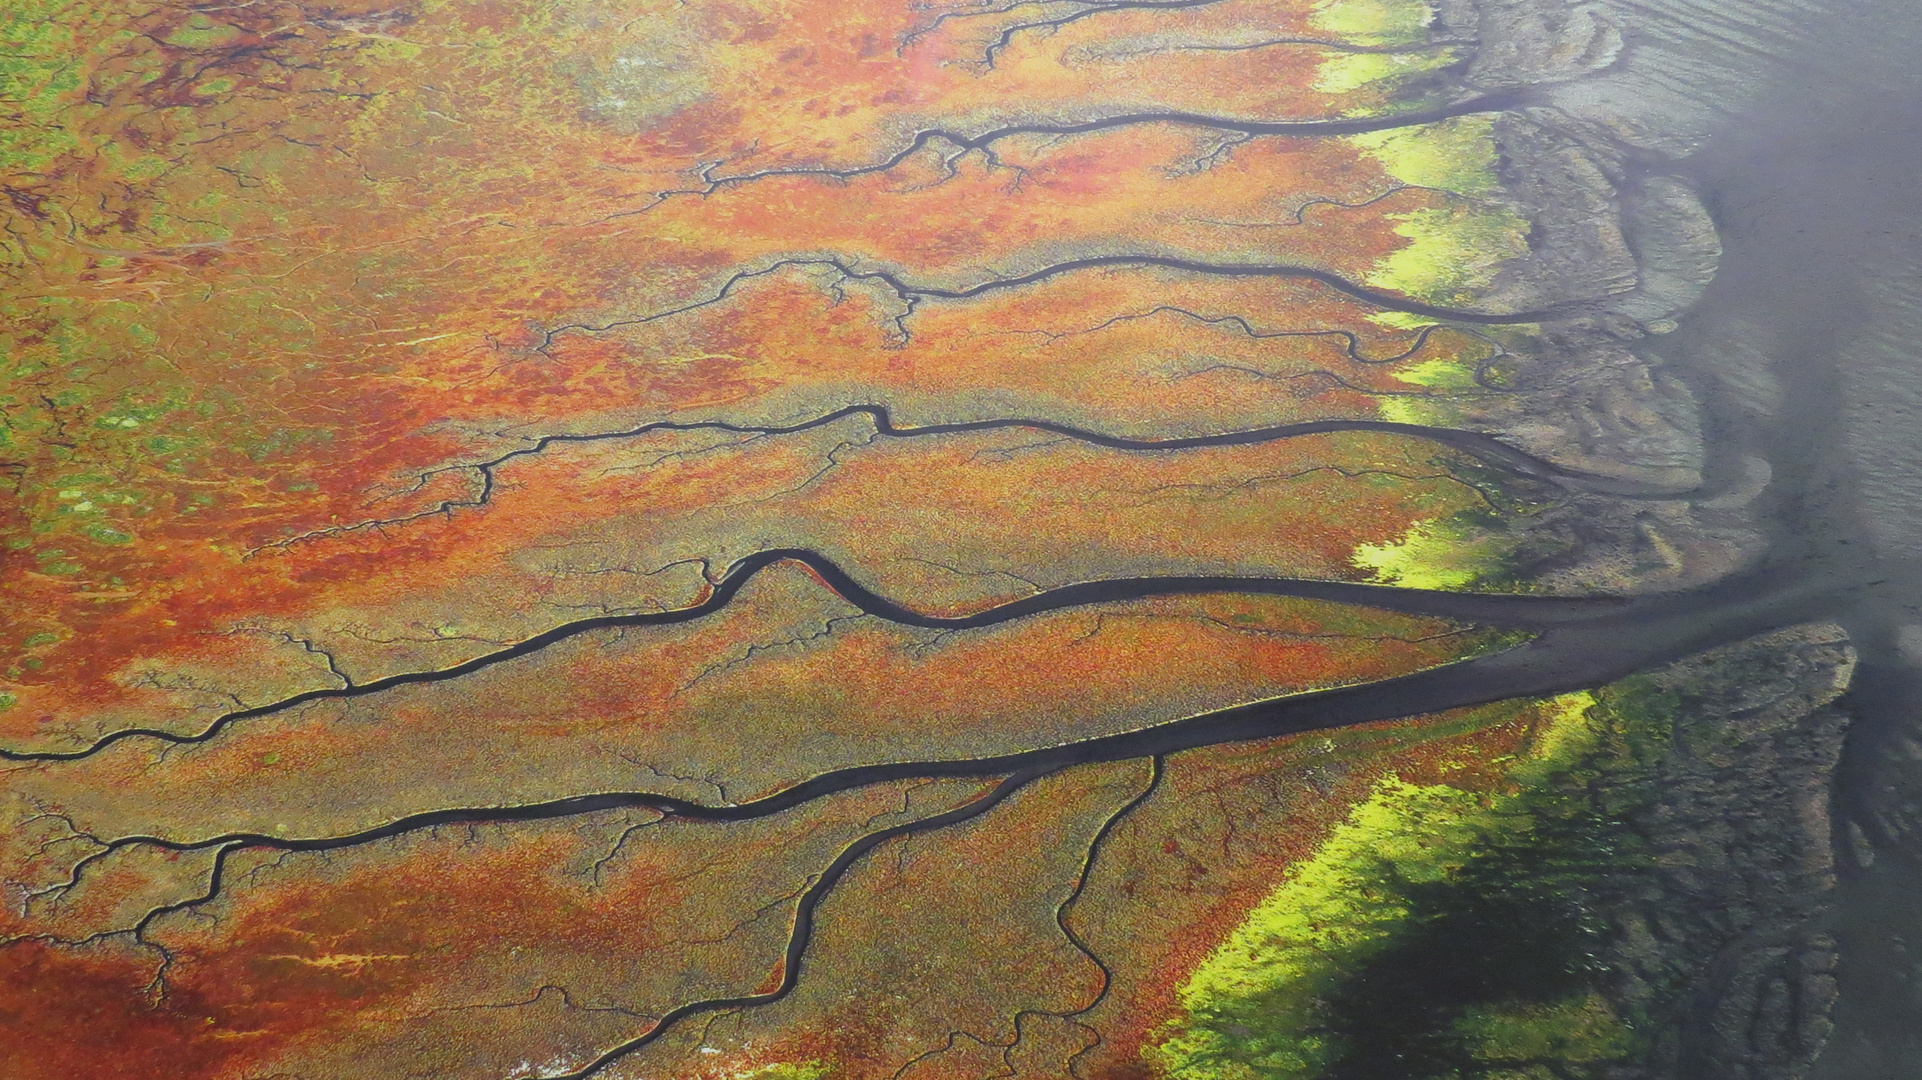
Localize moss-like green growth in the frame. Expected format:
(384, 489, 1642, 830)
(1340, 113, 1540, 594)
(1349, 116, 1532, 308)
(1150, 686, 1687, 1080)
(1310, 1, 1457, 99)
(734, 1064, 829, 1080)
(1453, 994, 1639, 1073)
(1312, 0, 1435, 45)
(1371, 350, 1482, 421)
(1315, 49, 1464, 96)
(1351, 117, 1503, 197)
(0, 1, 89, 175)
(1155, 778, 1492, 1079)
(1369, 205, 1530, 308)
(1351, 516, 1519, 590)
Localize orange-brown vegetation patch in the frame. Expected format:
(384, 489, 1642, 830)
(6, 564, 1496, 845)
(2, 0, 1459, 744)
(1, 777, 998, 1080)
(1063, 697, 1569, 1072)
(5, 425, 1487, 752)
(587, 763, 1151, 1080)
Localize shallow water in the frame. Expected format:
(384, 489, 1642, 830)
(1647, 3, 1922, 1071)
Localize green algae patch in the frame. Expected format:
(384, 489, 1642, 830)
(1388, 354, 1484, 395)
(1318, 50, 1467, 97)
(1351, 515, 1518, 590)
(1148, 689, 1672, 1080)
(734, 1064, 828, 1080)
(1348, 118, 1532, 308)
(1312, 0, 1434, 45)
(1314, 48, 1465, 96)
(1153, 779, 1492, 1080)
(78, 522, 134, 546)
(1370, 351, 1488, 430)
(1310, 1, 1456, 98)
(1351, 117, 1504, 197)
(1370, 204, 1530, 307)
(0, 1, 90, 176)
(1453, 994, 1639, 1072)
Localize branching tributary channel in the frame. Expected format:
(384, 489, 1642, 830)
(12, 391, 1857, 1076)
(18, 8, 1902, 1072)
(27, 562, 1861, 1077)
(581, 88, 1531, 219)
(257, 399, 1664, 551)
(10, 269, 1847, 1075)
(15, 396, 1679, 764)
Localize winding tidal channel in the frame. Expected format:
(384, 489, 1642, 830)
(5, 1, 1922, 1078)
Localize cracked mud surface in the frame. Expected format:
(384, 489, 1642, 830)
(2, 0, 1917, 1078)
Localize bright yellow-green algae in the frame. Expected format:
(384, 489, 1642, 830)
(1351, 517, 1518, 590)
(1334, 114, 1537, 591)
(1154, 778, 1489, 1079)
(1369, 204, 1530, 307)
(734, 1064, 829, 1080)
(1352, 117, 1504, 196)
(1312, 0, 1435, 45)
(1311, 0, 1463, 97)
(1348, 115, 1528, 391)
(1370, 351, 1484, 427)
(1148, 689, 1667, 1079)
(1314, 49, 1466, 96)
(1350, 117, 1532, 309)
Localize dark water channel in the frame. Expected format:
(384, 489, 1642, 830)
(1637, 2, 1922, 1072)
